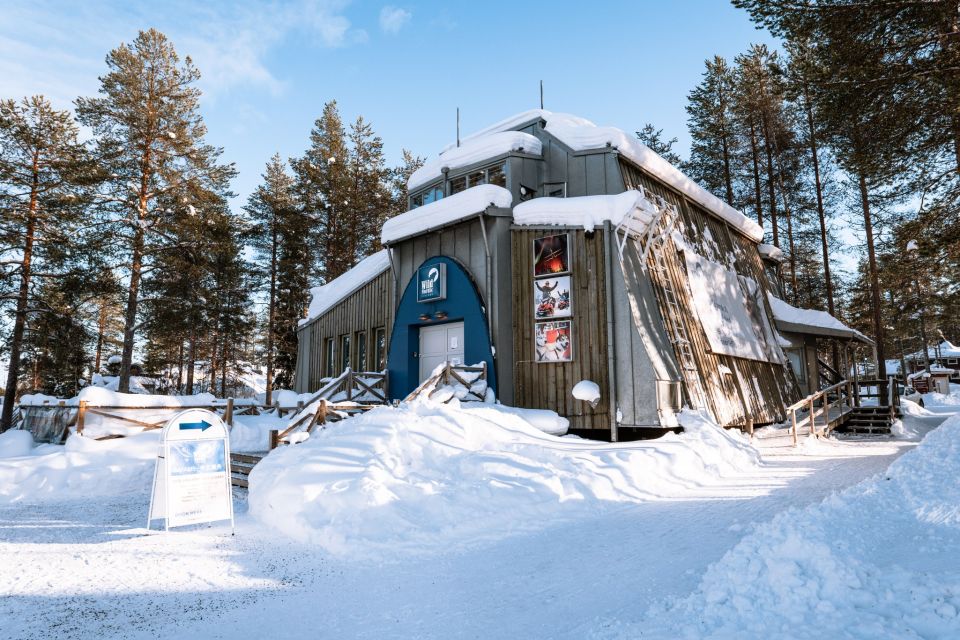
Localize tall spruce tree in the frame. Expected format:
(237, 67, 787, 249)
(0, 96, 92, 431)
(685, 56, 739, 205)
(635, 124, 683, 167)
(244, 154, 305, 404)
(76, 28, 235, 393)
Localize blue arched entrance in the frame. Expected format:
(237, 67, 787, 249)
(387, 256, 496, 399)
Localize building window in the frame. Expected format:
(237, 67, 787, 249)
(449, 175, 467, 195)
(323, 338, 335, 378)
(487, 163, 506, 188)
(356, 331, 367, 371)
(340, 334, 351, 372)
(468, 169, 486, 188)
(785, 349, 805, 384)
(410, 185, 443, 209)
(374, 327, 386, 370)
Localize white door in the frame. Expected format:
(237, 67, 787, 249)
(419, 322, 465, 381)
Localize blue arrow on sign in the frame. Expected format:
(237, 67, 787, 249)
(179, 420, 212, 431)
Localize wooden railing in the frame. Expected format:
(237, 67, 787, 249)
(403, 362, 488, 403)
(784, 379, 855, 444)
(276, 369, 388, 443)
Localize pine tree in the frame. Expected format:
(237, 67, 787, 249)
(635, 124, 683, 167)
(243, 154, 305, 403)
(389, 149, 424, 218)
(0, 96, 93, 431)
(346, 116, 393, 259)
(685, 56, 739, 205)
(76, 29, 235, 394)
(291, 100, 351, 283)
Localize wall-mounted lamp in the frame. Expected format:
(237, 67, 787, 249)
(434, 311, 448, 320)
(419, 313, 431, 321)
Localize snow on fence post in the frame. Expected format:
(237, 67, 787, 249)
(77, 400, 87, 436)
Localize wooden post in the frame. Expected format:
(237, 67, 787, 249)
(347, 368, 353, 402)
(225, 397, 234, 428)
(269, 429, 279, 450)
(319, 399, 328, 426)
(791, 408, 798, 445)
(808, 397, 816, 437)
(296, 400, 304, 418)
(77, 400, 87, 436)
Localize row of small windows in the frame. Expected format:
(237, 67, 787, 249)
(323, 327, 386, 378)
(410, 161, 507, 208)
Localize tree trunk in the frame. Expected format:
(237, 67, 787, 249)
(118, 224, 144, 393)
(858, 172, 887, 379)
(177, 340, 184, 393)
(804, 84, 840, 368)
(748, 116, 764, 228)
(0, 156, 39, 431)
(761, 111, 779, 247)
(94, 303, 107, 373)
(717, 84, 734, 206)
(186, 329, 196, 394)
(265, 223, 278, 405)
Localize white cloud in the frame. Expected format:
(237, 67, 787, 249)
(0, 0, 366, 101)
(379, 6, 412, 34)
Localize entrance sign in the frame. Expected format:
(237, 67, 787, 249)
(417, 263, 446, 303)
(148, 409, 234, 532)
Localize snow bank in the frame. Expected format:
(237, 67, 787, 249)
(301, 250, 391, 325)
(0, 432, 158, 504)
(513, 189, 656, 231)
(408, 131, 541, 191)
(229, 413, 289, 452)
(0, 430, 35, 458)
(630, 415, 960, 639)
(381, 184, 512, 245)
(248, 403, 759, 557)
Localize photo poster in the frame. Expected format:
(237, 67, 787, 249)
(535, 320, 573, 363)
(534, 233, 570, 276)
(534, 275, 572, 319)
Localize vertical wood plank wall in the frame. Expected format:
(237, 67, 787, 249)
(511, 228, 610, 430)
(297, 270, 394, 393)
(620, 161, 798, 426)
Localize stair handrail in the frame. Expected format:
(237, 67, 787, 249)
(784, 379, 853, 442)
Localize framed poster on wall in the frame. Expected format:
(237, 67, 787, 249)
(534, 275, 572, 319)
(535, 320, 573, 363)
(533, 233, 570, 276)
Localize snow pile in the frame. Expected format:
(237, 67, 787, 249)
(302, 250, 391, 325)
(248, 403, 759, 556)
(634, 415, 960, 639)
(758, 243, 784, 262)
(768, 293, 870, 343)
(381, 184, 512, 245)
(229, 413, 289, 452)
(447, 109, 763, 242)
(571, 379, 601, 405)
(0, 431, 158, 504)
(0, 430, 35, 458)
(408, 131, 542, 191)
(513, 189, 656, 231)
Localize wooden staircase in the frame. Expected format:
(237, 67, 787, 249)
(230, 452, 264, 488)
(836, 406, 894, 435)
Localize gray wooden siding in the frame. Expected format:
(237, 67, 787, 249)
(511, 227, 610, 430)
(620, 160, 799, 427)
(294, 269, 394, 393)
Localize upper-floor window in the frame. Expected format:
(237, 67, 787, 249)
(411, 185, 443, 209)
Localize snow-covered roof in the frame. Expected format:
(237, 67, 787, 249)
(512, 189, 656, 231)
(408, 131, 542, 192)
(381, 184, 512, 245)
(905, 340, 960, 361)
(758, 244, 784, 262)
(301, 250, 391, 325)
(446, 109, 764, 243)
(767, 294, 872, 345)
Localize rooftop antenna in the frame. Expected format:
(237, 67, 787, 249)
(456, 107, 460, 147)
(539, 80, 544, 110)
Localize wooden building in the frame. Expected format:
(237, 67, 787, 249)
(294, 109, 867, 439)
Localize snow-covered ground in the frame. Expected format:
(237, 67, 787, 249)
(1, 392, 958, 639)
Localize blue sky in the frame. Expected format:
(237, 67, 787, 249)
(1, 1, 777, 207)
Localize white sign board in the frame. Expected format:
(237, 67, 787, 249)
(683, 251, 778, 363)
(147, 409, 234, 532)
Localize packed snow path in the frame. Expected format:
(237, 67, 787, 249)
(1, 428, 942, 639)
